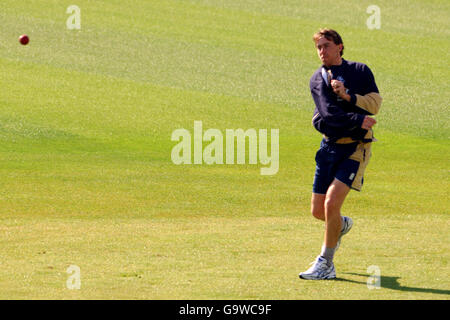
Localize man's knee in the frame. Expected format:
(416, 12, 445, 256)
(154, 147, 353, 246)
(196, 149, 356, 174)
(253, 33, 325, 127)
(311, 205, 325, 220)
(324, 197, 341, 216)
(324, 179, 350, 217)
(311, 193, 326, 220)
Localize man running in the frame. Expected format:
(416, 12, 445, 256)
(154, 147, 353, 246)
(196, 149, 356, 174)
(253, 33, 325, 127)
(299, 29, 382, 280)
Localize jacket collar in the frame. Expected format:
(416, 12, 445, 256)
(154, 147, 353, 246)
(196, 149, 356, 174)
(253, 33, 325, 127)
(322, 58, 347, 70)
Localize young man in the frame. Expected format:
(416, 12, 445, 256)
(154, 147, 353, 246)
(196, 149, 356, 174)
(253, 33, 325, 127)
(299, 29, 382, 280)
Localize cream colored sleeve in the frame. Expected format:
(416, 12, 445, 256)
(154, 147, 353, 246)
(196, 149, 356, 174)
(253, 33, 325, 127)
(355, 92, 382, 115)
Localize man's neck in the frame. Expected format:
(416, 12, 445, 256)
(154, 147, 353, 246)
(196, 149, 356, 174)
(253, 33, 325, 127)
(325, 57, 343, 68)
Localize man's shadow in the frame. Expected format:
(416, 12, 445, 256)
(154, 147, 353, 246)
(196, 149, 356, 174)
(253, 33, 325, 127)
(336, 273, 450, 296)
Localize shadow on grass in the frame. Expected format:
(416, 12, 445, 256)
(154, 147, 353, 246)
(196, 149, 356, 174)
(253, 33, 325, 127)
(335, 273, 450, 296)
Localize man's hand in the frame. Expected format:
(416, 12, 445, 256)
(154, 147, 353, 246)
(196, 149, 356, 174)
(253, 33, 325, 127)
(361, 116, 377, 130)
(331, 80, 350, 102)
(330, 80, 376, 129)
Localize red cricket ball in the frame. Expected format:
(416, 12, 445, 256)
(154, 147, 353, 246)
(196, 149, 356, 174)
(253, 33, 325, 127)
(19, 34, 29, 45)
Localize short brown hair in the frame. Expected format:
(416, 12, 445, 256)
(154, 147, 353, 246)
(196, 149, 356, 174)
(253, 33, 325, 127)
(313, 28, 344, 56)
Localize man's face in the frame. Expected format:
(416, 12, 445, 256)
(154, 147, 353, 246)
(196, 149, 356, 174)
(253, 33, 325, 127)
(315, 36, 342, 67)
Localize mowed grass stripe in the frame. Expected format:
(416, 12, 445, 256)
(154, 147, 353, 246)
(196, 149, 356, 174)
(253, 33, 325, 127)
(0, 214, 448, 299)
(0, 57, 447, 219)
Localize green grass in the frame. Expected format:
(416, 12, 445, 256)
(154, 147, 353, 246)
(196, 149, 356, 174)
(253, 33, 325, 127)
(0, 0, 448, 299)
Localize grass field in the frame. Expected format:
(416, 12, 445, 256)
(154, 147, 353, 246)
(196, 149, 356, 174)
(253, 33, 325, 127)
(0, 0, 449, 299)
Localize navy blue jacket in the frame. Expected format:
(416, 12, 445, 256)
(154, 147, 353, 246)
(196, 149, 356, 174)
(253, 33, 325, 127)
(310, 59, 379, 142)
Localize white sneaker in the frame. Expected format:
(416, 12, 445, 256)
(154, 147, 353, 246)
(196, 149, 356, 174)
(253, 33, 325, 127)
(335, 216, 353, 251)
(299, 256, 336, 280)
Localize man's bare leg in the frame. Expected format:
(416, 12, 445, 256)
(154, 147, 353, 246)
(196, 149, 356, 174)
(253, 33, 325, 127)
(300, 180, 352, 280)
(311, 193, 326, 221)
(324, 179, 350, 249)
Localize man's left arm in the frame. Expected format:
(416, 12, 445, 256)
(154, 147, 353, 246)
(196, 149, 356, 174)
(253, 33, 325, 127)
(353, 92, 382, 115)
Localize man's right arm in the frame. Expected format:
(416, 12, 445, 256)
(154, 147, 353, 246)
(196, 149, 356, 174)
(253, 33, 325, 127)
(310, 74, 365, 130)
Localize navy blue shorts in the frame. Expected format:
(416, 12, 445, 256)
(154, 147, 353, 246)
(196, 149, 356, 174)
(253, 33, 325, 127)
(312, 139, 372, 194)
